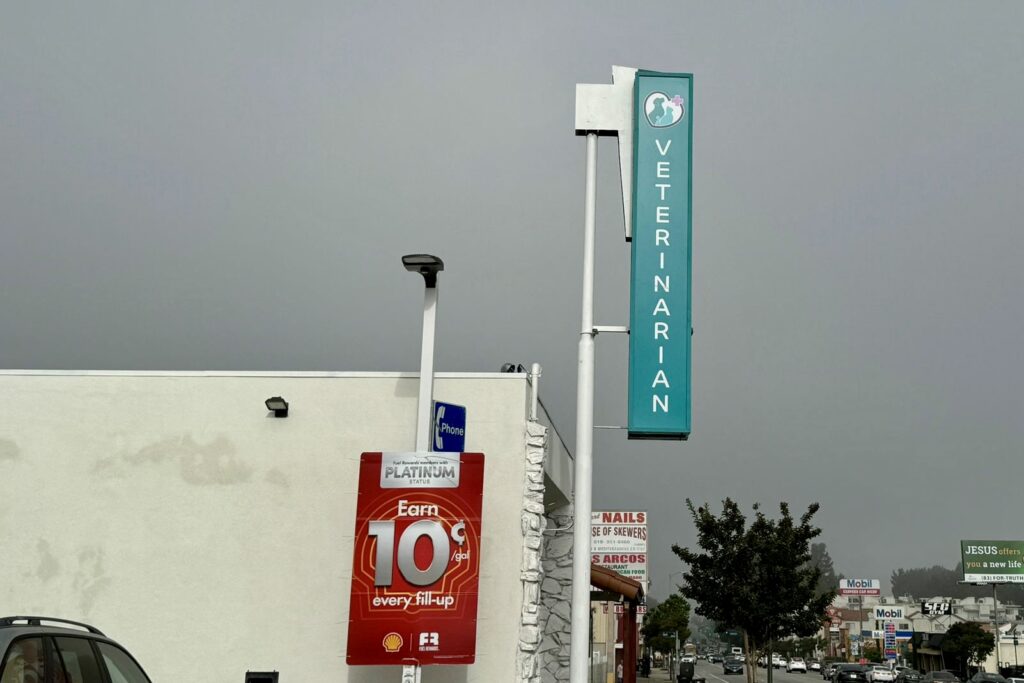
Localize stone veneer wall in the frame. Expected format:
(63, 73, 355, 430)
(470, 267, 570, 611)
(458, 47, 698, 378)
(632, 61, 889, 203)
(538, 503, 573, 682)
(516, 419, 574, 683)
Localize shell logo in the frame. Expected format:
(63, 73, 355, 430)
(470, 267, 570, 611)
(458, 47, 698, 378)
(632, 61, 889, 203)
(382, 632, 403, 653)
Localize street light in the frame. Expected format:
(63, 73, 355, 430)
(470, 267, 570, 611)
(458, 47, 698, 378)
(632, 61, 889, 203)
(402, 253, 444, 288)
(402, 254, 444, 453)
(399, 253, 444, 683)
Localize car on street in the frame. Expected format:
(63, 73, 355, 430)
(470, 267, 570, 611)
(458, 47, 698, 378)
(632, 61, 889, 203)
(724, 657, 745, 675)
(868, 666, 897, 683)
(789, 658, 809, 673)
(708, 654, 723, 664)
(967, 674, 1007, 683)
(824, 663, 842, 680)
(921, 672, 961, 683)
(810, 662, 822, 672)
(834, 664, 871, 683)
(896, 669, 923, 683)
(0, 615, 152, 683)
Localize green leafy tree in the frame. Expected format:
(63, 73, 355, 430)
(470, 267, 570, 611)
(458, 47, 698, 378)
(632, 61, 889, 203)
(672, 499, 836, 683)
(776, 640, 798, 658)
(809, 543, 842, 598)
(775, 637, 818, 658)
(942, 622, 995, 673)
(641, 593, 691, 656)
(793, 636, 820, 658)
(890, 564, 964, 599)
(862, 641, 884, 663)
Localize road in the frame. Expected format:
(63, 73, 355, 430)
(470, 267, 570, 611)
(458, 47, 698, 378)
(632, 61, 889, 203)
(692, 659, 826, 683)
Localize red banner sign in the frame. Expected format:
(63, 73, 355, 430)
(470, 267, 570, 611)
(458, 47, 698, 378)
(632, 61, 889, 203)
(347, 452, 485, 666)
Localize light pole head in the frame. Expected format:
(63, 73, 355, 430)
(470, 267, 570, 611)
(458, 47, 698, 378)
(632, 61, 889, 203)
(402, 254, 444, 288)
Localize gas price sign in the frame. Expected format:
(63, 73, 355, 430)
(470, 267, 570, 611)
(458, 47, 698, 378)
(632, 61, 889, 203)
(347, 452, 484, 666)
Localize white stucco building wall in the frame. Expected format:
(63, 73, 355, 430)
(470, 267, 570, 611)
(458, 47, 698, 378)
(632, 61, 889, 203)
(0, 370, 573, 683)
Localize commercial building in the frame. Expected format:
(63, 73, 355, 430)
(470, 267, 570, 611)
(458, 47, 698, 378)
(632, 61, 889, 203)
(831, 595, 1024, 673)
(0, 369, 576, 682)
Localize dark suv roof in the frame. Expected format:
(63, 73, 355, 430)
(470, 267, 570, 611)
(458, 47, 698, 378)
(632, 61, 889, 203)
(0, 616, 112, 647)
(0, 616, 151, 682)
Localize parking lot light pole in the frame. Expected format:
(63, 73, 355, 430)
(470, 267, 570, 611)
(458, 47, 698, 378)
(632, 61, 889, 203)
(400, 253, 444, 683)
(402, 254, 444, 452)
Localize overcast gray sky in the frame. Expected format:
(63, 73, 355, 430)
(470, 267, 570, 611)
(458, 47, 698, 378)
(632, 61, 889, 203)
(3, 2, 1022, 600)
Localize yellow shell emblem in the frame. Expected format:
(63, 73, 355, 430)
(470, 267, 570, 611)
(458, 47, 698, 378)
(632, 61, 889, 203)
(382, 632, 403, 653)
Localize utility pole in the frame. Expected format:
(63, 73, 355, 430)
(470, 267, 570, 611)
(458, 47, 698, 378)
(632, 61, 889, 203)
(858, 596, 864, 662)
(992, 583, 999, 673)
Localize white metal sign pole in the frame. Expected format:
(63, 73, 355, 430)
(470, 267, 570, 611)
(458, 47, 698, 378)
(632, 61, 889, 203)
(403, 255, 442, 683)
(569, 65, 637, 683)
(569, 131, 598, 683)
(404, 283, 436, 683)
(415, 284, 438, 452)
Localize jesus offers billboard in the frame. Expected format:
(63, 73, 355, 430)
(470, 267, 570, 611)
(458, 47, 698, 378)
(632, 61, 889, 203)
(961, 540, 1024, 583)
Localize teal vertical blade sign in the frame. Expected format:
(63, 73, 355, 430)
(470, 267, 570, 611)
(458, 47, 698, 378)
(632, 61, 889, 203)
(627, 71, 692, 440)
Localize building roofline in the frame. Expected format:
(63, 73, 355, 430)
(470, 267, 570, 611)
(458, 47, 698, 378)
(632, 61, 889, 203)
(0, 369, 529, 379)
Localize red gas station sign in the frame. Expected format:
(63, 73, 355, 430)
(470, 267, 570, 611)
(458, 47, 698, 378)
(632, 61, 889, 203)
(346, 452, 485, 666)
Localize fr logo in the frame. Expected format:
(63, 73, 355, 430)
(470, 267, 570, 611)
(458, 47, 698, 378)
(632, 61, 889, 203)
(419, 632, 440, 652)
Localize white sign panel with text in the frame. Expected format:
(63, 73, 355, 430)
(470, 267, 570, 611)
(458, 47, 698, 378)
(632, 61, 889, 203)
(839, 578, 881, 596)
(591, 511, 648, 590)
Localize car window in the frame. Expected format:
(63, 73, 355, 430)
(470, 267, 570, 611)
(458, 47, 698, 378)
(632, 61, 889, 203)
(2, 637, 48, 683)
(54, 638, 102, 683)
(96, 643, 149, 683)
(1, 637, 68, 683)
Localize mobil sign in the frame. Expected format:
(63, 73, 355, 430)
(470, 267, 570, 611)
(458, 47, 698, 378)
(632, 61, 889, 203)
(347, 452, 485, 666)
(874, 606, 905, 621)
(839, 578, 881, 596)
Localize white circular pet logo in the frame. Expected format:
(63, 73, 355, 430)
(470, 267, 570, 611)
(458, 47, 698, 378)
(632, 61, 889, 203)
(644, 92, 684, 128)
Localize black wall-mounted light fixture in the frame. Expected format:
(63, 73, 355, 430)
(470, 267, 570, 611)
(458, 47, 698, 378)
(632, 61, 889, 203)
(245, 672, 279, 683)
(264, 397, 289, 418)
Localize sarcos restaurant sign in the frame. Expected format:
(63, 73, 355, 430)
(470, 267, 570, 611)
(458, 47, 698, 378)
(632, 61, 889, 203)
(347, 452, 485, 666)
(628, 71, 693, 440)
(591, 510, 648, 588)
